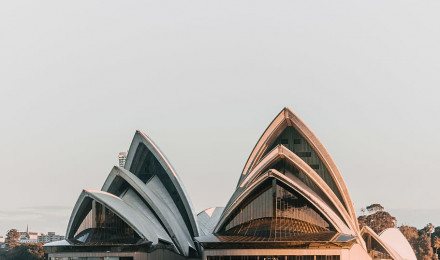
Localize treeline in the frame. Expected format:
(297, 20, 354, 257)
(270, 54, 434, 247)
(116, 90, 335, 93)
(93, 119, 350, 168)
(359, 203, 440, 260)
(0, 229, 45, 260)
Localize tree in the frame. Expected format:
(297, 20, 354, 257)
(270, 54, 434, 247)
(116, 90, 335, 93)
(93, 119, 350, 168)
(360, 207, 366, 216)
(400, 225, 419, 248)
(366, 203, 384, 214)
(422, 223, 435, 239)
(433, 236, 440, 255)
(433, 226, 440, 239)
(5, 229, 20, 249)
(416, 232, 433, 260)
(4, 243, 46, 260)
(400, 225, 435, 260)
(358, 210, 396, 234)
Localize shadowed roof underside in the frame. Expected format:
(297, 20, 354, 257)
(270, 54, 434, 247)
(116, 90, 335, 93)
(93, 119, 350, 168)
(215, 107, 364, 249)
(124, 130, 198, 239)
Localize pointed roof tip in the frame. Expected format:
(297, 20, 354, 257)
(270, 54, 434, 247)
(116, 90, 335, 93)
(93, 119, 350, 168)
(136, 129, 151, 138)
(134, 130, 153, 144)
(135, 129, 151, 140)
(282, 106, 295, 114)
(83, 189, 102, 193)
(279, 107, 295, 119)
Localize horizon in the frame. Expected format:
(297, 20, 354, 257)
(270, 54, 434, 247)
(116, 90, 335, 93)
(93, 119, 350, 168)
(1, 0, 440, 237)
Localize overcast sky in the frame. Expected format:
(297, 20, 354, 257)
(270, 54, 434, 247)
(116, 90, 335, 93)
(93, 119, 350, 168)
(1, 0, 440, 236)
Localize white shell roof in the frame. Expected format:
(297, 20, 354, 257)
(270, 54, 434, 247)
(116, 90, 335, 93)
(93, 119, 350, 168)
(84, 190, 171, 244)
(101, 166, 195, 256)
(124, 130, 198, 238)
(228, 108, 361, 238)
(215, 170, 353, 235)
(60, 109, 388, 257)
(379, 228, 417, 260)
(66, 189, 172, 246)
(43, 239, 70, 247)
(197, 207, 224, 236)
(213, 107, 368, 249)
(66, 130, 201, 257)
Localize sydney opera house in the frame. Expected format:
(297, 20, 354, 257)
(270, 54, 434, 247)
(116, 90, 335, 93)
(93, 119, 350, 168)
(45, 108, 416, 260)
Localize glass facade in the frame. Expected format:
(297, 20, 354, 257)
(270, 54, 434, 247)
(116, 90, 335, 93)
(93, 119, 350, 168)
(129, 143, 167, 184)
(129, 143, 195, 237)
(207, 256, 340, 260)
(265, 126, 346, 210)
(248, 155, 345, 225)
(219, 179, 334, 239)
(362, 233, 393, 260)
(71, 201, 141, 244)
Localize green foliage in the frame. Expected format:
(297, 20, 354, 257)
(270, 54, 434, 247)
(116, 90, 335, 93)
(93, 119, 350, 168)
(433, 236, 440, 255)
(366, 203, 384, 214)
(3, 243, 46, 260)
(400, 225, 436, 260)
(422, 223, 435, 237)
(358, 210, 396, 234)
(358, 205, 439, 260)
(417, 232, 434, 260)
(400, 225, 419, 246)
(433, 226, 440, 238)
(5, 229, 20, 249)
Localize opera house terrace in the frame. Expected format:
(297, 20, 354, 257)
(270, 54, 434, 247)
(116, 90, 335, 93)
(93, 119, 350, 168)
(44, 108, 417, 260)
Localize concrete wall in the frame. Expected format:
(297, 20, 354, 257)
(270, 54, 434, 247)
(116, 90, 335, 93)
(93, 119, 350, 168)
(204, 248, 342, 259)
(203, 247, 373, 260)
(344, 244, 372, 260)
(49, 251, 147, 260)
(48, 249, 187, 260)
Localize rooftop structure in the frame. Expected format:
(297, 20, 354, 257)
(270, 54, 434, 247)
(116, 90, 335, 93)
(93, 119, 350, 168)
(45, 108, 415, 260)
(38, 232, 65, 244)
(19, 226, 43, 244)
(118, 152, 128, 168)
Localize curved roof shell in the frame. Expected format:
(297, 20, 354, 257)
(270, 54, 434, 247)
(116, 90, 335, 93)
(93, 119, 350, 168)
(124, 130, 198, 238)
(65, 131, 199, 257)
(216, 169, 353, 235)
(197, 207, 225, 236)
(101, 166, 196, 256)
(379, 228, 417, 260)
(361, 226, 405, 260)
(218, 108, 363, 247)
(58, 108, 398, 257)
(66, 189, 172, 246)
(237, 145, 355, 231)
(238, 107, 358, 230)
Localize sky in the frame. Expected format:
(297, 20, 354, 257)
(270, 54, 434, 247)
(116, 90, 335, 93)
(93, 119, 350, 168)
(1, 0, 440, 236)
